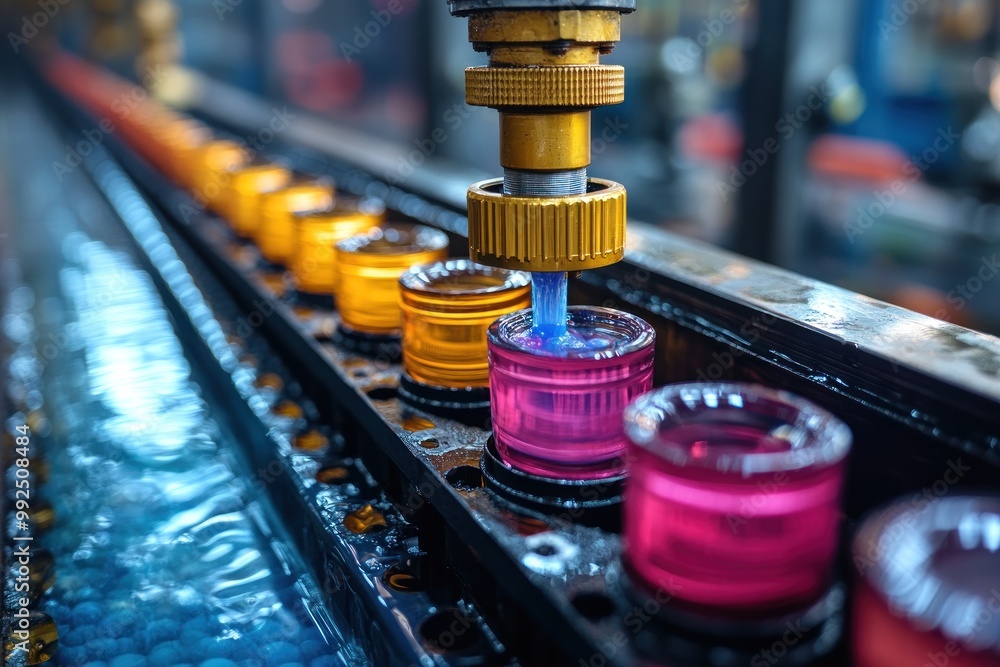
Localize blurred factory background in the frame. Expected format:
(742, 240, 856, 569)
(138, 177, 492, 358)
(8, 0, 1000, 333)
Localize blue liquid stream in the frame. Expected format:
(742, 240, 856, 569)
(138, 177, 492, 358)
(531, 271, 568, 342)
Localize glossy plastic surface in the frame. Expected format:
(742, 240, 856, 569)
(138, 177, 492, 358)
(622, 383, 851, 613)
(336, 224, 449, 334)
(256, 180, 335, 264)
(290, 204, 383, 295)
(223, 164, 291, 237)
(488, 306, 655, 479)
(852, 495, 1000, 667)
(400, 259, 530, 389)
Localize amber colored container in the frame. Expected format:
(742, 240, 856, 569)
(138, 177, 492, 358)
(222, 163, 292, 236)
(335, 224, 450, 335)
(290, 205, 383, 295)
(399, 260, 530, 388)
(256, 179, 336, 265)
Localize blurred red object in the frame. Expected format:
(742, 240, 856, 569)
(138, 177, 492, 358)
(808, 134, 913, 186)
(677, 113, 742, 164)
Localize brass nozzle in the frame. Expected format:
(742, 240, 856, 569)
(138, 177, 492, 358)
(455, 4, 631, 273)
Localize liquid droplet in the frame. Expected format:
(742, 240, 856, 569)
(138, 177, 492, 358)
(344, 504, 388, 534)
(402, 414, 435, 432)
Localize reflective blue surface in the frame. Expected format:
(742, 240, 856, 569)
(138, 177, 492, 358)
(22, 236, 349, 667)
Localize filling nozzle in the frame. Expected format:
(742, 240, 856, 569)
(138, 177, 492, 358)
(450, 1, 635, 338)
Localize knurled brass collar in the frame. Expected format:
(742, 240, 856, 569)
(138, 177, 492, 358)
(467, 178, 626, 272)
(466, 65, 624, 108)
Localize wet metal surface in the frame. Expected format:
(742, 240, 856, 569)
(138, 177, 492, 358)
(0, 80, 359, 666)
(624, 224, 1000, 404)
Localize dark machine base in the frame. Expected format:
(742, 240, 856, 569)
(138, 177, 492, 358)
(291, 289, 334, 310)
(398, 373, 491, 428)
(256, 256, 287, 272)
(480, 436, 625, 530)
(332, 325, 402, 362)
(623, 574, 845, 667)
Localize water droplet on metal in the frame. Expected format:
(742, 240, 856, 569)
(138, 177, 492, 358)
(344, 504, 388, 534)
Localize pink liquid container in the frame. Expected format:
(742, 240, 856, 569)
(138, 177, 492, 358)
(622, 383, 851, 614)
(852, 495, 1000, 667)
(487, 306, 655, 480)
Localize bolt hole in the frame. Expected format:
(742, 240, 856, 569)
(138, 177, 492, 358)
(570, 592, 617, 622)
(419, 438, 439, 449)
(316, 466, 350, 484)
(352, 369, 368, 378)
(366, 386, 398, 401)
(419, 609, 480, 653)
(445, 466, 483, 490)
(383, 559, 423, 593)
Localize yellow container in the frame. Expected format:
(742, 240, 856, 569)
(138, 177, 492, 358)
(335, 224, 450, 335)
(223, 164, 292, 236)
(291, 205, 383, 295)
(257, 179, 336, 264)
(400, 259, 530, 388)
(188, 140, 249, 212)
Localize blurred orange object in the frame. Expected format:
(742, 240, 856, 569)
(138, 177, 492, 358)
(257, 179, 336, 265)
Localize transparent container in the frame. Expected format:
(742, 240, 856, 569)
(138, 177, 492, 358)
(290, 203, 382, 296)
(487, 306, 655, 480)
(623, 383, 851, 614)
(257, 179, 335, 265)
(335, 224, 449, 334)
(852, 495, 1000, 667)
(400, 259, 530, 389)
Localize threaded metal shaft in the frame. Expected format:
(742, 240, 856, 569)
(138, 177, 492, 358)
(503, 168, 587, 197)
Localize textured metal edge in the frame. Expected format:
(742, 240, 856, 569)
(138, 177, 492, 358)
(467, 177, 626, 271)
(465, 65, 624, 108)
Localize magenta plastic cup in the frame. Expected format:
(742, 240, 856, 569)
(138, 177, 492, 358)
(852, 495, 1000, 667)
(622, 383, 852, 615)
(487, 306, 655, 480)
